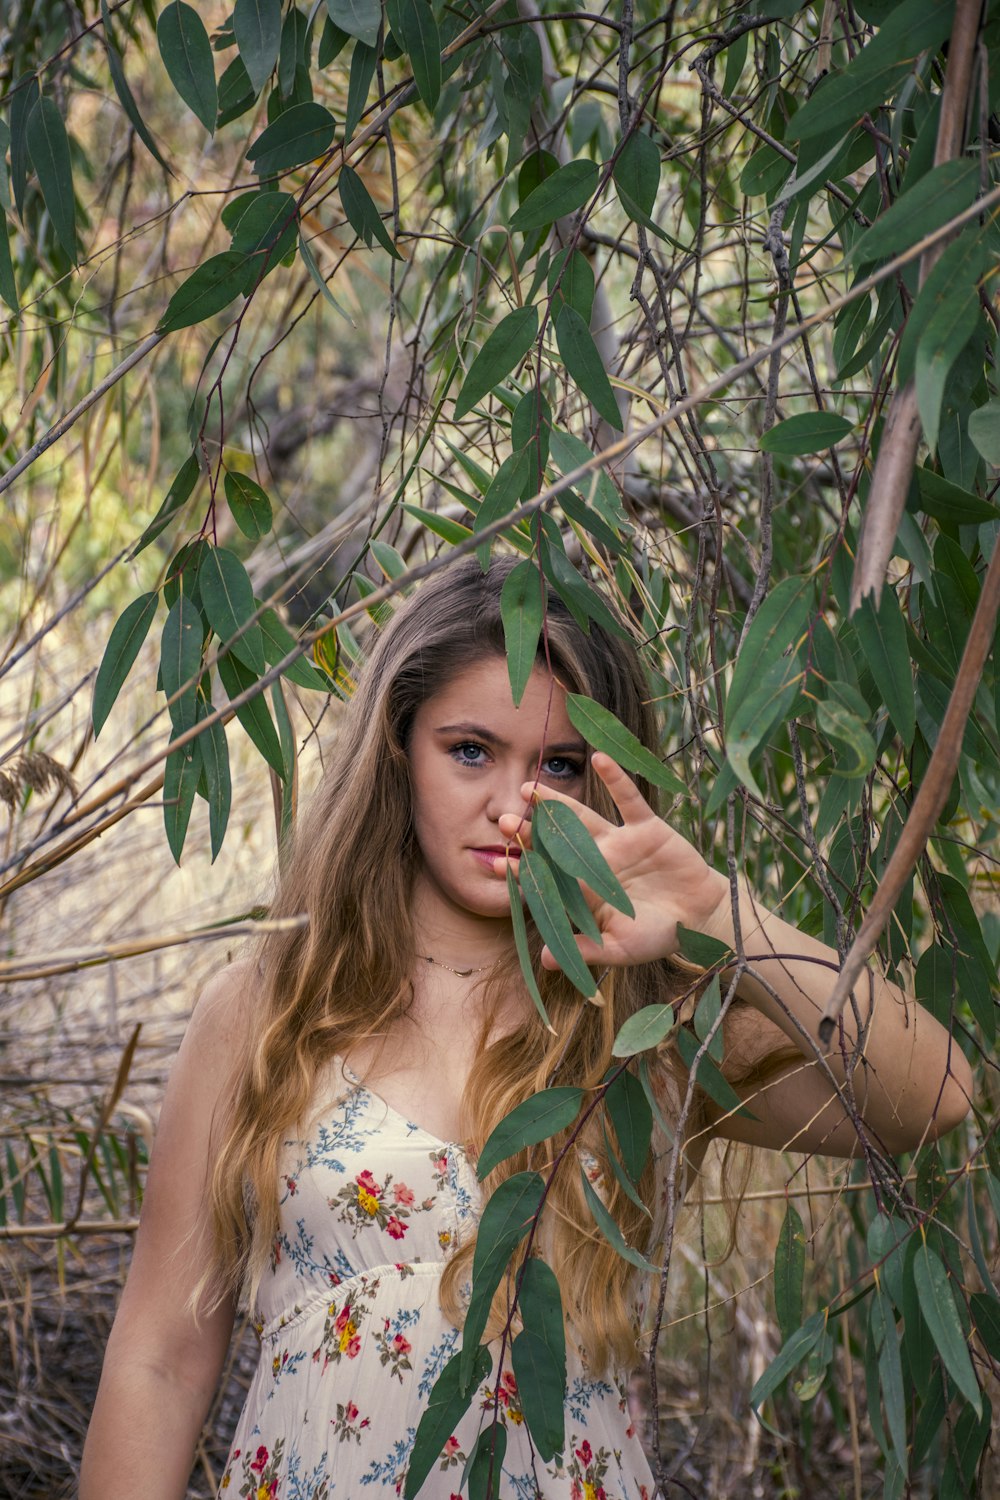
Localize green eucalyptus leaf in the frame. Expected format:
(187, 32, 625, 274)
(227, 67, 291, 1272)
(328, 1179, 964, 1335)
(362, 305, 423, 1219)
(198, 701, 232, 861)
(157, 1, 218, 133)
(532, 799, 633, 916)
(519, 848, 596, 996)
(749, 1311, 826, 1416)
(345, 39, 376, 140)
(247, 102, 336, 176)
(554, 304, 622, 432)
(726, 576, 811, 727)
(854, 590, 915, 746)
(461, 1170, 544, 1387)
(580, 1167, 657, 1271)
(454, 306, 539, 421)
(234, 0, 282, 94)
(507, 863, 553, 1033)
(604, 1069, 652, 1183)
(510, 159, 598, 234)
(199, 546, 265, 674)
(339, 163, 403, 259)
(674, 1027, 755, 1121)
(774, 1202, 805, 1345)
(386, 0, 441, 110)
(968, 398, 1000, 467)
(26, 98, 77, 261)
(163, 736, 202, 865)
(613, 130, 660, 229)
(512, 1258, 566, 1459)
(476, 1088, 583, 1180)
(224, 470, 273, 540)
(159, 251, 250, 331)
(850, 160, 980, 268)
(403, 1345, 492, 1500)
(566, 694, 685, 795)
(467, 1423, 508, 1500)
(759, 412, 852, 456)
(500, 558, 544, 707)
(611, 1003, 676, 1058)
(101, 0, 170, 170)
(160, 595, 202, 734)
(259, 607, 329, 691)
(326, 0, 381, 50)
(912, 1238, 981, 1416)
(93, 592, 159, 737)
(217, 651, 286, 776)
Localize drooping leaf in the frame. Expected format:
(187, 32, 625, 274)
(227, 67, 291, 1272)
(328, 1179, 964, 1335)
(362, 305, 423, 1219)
(259, 607, 329, 691)
(915, 466, 1000, 524)
(473, 450, 532, 566)
(604, 1069, 652, 1183)
(774, 1202, 805, 1344)
(510, 1328, 565, 1460)
(9, 75, 40, 219)
(198, 701, 232, 861)
(787, 2, 954, 144)
(199, 546, 265, 674)
(721, 648, 803, 803)
(338, 163, 403, 259)
(134, 453, 201, 555)
(912, 1238, 982, 1416)
(224, 470, 273, 540)
(548, 860, 602, 943)
(101, 0, 170, 171)
(850, 160, 980, 268)
(298, 229, 354, 322)
(507, 863, 553, 1033)
(873, 1284, 908, 1475)
(580, 1167, 657, 1272)
(217, 651, 286, 776)
(157, 1, 218, 134)
(477, 1088, 583, 1180)
(326, 0, 381, 50)
(518, 849, 597, 996)
(759, 412, 852, 456)
(554, 304, 622, 432)
(461, 1170, 544, 1387)
(725, 575, 811, 727)
(403, 1345, 492, 1500)
(163, 736, 202, 865)
(749, 1311, 827, 1416)
(510, 159, 599, 234)
(217, 54, 258, 127)
(968, 399, 1000, 467)
(227, 190, 298, 263)
(0, 219, 16, 313)
(816, 699, 877, 779)
(160, 595, 202, 734)
(566, 694, 685, 795)
(93, 592, 159, 737)
(512, 1257, 566, 1459)
(674, 1027, 755, 1121)
(247, 101, 336, 176)
(613, 131, 660, 229)
(693, 971, 724, 1063)
(675, 925, 733, 969)
(159, 251, 250, 331)
(532, 799, 633, 916)
(26, 97, 77, 261)
(454, 306, 539, 420)
(234, 0, 282, 94)
(386, 0, 441, 110)
(467, 1422, 508, 1500)
(500, 558, 544, 706)
(546, 248, 595, 323)
(854, 589, 915, 746)
(611, 1003, 676, 1058)
(345, 40, 376, 140)
(547, 429, 627, 531)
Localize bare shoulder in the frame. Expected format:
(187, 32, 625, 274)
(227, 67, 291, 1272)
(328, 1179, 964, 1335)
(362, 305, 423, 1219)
(163, 959, 258, 1118)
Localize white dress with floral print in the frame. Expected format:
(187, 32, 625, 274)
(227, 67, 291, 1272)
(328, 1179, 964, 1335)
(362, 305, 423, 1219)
(219, 1061, 657, 1500)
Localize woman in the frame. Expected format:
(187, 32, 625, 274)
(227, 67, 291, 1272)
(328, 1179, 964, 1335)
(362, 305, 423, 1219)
(81, 555, 972, 1500)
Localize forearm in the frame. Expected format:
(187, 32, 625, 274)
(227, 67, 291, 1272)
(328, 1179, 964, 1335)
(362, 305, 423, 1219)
(702, 877, 973, 1150)
(81, 1352, 218, 1500)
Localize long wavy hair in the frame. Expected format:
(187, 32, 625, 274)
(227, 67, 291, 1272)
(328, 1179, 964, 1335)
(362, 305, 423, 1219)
(205, 554, 703, 1373)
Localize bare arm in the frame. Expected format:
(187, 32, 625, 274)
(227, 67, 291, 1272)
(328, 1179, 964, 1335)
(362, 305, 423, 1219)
(80, 966, 249, 1500)
(698, 879, 973, 1157)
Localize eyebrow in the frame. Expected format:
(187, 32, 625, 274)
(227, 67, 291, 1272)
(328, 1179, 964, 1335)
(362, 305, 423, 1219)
(434, 722, 587, 756)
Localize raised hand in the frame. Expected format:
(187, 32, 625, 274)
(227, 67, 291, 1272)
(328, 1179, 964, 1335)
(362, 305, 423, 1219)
(496, 752, 731, 973)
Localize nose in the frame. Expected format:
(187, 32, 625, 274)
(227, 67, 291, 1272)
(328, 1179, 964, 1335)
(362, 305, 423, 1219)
(486, 767, 533, 828)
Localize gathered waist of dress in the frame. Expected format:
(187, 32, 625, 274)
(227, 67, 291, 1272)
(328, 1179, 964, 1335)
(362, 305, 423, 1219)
(256, 1257, 447, 1342)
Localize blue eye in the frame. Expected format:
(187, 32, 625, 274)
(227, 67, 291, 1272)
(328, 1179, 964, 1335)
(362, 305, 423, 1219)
(543, 757, 583, 781)
(451, 742, 488, 767)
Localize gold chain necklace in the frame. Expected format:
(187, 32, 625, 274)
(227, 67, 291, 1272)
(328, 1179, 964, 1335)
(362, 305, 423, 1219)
(418, 954, 492, 978)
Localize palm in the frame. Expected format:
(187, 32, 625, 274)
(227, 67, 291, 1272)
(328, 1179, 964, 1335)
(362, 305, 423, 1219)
(499, 754, 730, 974)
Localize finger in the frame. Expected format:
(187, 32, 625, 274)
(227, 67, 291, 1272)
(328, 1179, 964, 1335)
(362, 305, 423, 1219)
(589, 752, 657, 824)
(497, 811, 534, 850)
(519, 780, 610, 836)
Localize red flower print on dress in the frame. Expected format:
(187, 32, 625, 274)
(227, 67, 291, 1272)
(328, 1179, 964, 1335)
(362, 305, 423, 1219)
(443, 1437, 461, 1458)
(393, 1181, 415, 1206)
(386, 1215, 408, 1240)
(392, 1334, 411, 1355)
(576, 1441, 593, 1465)
(250, 1445, 269, 1474)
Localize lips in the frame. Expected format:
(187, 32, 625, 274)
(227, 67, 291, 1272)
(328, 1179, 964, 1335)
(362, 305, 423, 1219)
(470, 845, 520, 871)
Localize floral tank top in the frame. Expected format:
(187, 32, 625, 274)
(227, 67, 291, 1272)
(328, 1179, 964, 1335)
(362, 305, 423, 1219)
(219, 1060, 659, 1500)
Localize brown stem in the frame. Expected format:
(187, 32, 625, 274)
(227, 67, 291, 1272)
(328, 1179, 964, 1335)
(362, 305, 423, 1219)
(849, 0, 984, 610)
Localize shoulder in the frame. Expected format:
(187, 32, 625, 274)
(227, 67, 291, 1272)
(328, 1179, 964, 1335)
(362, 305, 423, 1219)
(164, 959, 259, 1116)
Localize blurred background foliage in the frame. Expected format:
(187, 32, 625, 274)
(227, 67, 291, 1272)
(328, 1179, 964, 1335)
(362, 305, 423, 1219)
(1, 0, 1000, 1494)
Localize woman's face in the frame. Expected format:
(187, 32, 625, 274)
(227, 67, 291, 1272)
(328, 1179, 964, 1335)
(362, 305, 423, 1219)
(407, 654, 587, 935)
